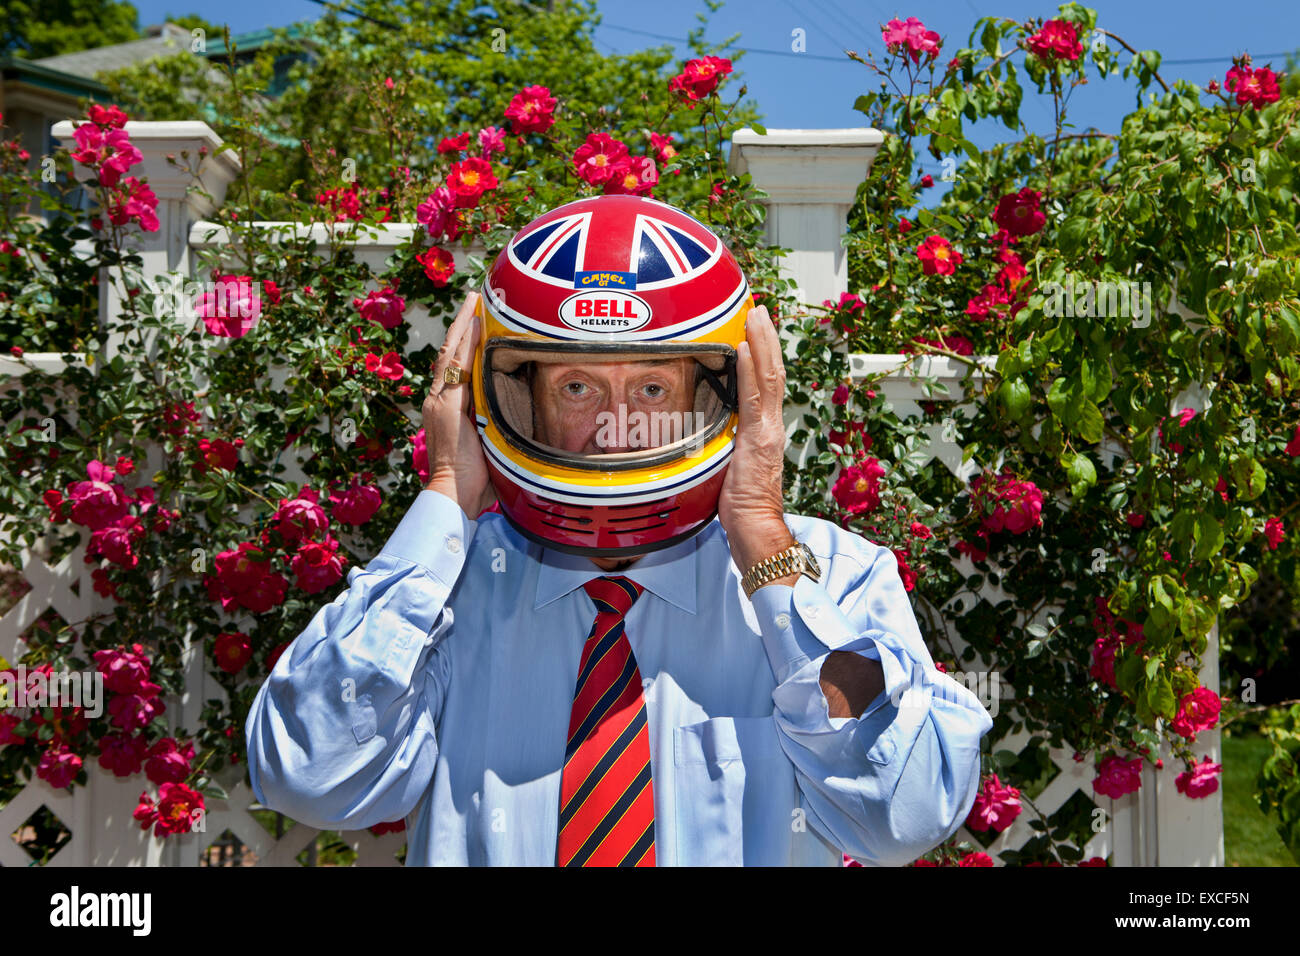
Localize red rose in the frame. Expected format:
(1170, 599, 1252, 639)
(416, 246, 456, 286)
(668, 56, 732, 102)
(1225, 65, 1281, 110)
(1025, 19, 1082, 61)
(832, 458, 886, 514)
(992, 187, 1046, 237)
(446, 156, 498, 209)
(504, 85, 557, 135)
(214, 631, 253, 674)
(916, 235, 962, 275)
(572, 133, 630, 186)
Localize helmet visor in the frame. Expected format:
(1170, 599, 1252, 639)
(482, 338, 738, 471)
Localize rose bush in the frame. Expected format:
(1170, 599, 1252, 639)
(0, 33, 789, 863)
(790, 4, 1299, 865)
(3, 3, 1298, 868)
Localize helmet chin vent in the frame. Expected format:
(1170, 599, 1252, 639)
(609, 507, 679, 523)
(534, 495, 592, 510)
(538, 518, 595, 535)
(528, 502, 593, 524)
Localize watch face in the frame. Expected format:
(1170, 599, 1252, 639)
(800, 544, 821, 577)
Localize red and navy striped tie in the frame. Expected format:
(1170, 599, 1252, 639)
(556, 575, 656, 867)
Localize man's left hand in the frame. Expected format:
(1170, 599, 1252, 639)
(718, 304, 798, 574)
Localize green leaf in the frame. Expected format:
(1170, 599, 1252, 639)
(1230, 453, 1267, 500)
(1192, 513, 1224, 563)
(750, 122, 768, 136)
(1067, 452, 1097, 497)
(1179, 597, 1216, 639)
(201, 779, 231, 802)
(1116, 652, 1145, 694)
(1075, 401, 1104, 444)
(1146, 672, 1176, 720)
(999, 379, 1031, 419)
(1057, 217, 1090, 256)
(1149, 575, 1174, 612)
(1145, 656, 1162, 681)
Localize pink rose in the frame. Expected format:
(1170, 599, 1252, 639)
(1263, 517, 1285, 550)
(144, 737, 194, 785)
(196, 274, 262, 338)
(89, 515, 144, 568)
(412, 427, 431, 483)
(1174, 755, 1223, 799)
(67, 459, 131, 531)
(1170, 687, 1222, 740)
(966, 773, 1023, 833)
(290, 535, 346, 594)
(270, 487, 329, 544)
(1092, 755, 1143, 799)
(572, 133, 630, 186)
(353, 288, 406, 329)
(107, 683, 165, 733)
(478, 126, 507, 159)
(93, 643, 152, 695)
(97, 732, 149, 777)
(329, 481, 383, 525)
(881, 16, 942, 64)
(37, 742, 83, 789)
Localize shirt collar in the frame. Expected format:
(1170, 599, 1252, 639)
(533, 522, 707, 615)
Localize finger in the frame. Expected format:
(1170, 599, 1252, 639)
(744, 307, 781, 411)
(735, 340, 760, 433)
(432, 292, 478, 393)
(436, 292, 477, 368)
(450, 303, 481, 411)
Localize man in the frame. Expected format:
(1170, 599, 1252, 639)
(246, 195, 993, 866)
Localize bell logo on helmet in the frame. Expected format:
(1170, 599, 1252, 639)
(559, 290, 652, 332)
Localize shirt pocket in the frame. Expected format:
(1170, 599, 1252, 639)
(672, 715, 797, 866)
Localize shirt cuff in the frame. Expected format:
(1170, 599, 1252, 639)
(377, 488, 478, 587)
(751, 576, 913, 734)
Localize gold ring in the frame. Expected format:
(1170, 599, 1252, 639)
(443, 363, 467, 385)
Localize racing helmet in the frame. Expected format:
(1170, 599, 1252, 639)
(469, 194, 753, 557)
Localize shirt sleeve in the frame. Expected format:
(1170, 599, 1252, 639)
(244, 489, 476, 831)
(748, 535, 994, 866)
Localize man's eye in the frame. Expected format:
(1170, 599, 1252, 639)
(563, 382, 588, 396)
(643, 384, 665, 399)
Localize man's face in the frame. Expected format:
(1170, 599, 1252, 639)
(530, 357, 697, 454)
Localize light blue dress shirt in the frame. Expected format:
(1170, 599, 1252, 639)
(245, 489, 993, 866)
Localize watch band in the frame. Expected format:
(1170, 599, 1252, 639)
(741, 543, 821, 599)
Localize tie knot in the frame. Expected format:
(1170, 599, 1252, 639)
(582, 575, 644, 618)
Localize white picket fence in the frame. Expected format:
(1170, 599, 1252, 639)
(0, 122, 1222, 866)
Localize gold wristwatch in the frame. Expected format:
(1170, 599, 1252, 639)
(741, 542, 822, 599)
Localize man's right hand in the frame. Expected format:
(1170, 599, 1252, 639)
(423, 291, 498, 519)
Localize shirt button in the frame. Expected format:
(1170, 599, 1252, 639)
(804, 605, 820, 619)
(445, 534, 462, 553)
(774, 612, 791, 630)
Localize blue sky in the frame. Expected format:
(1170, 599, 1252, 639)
(131, 0, 1298, 168)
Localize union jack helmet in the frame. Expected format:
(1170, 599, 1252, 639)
(470, 193, 752, 556)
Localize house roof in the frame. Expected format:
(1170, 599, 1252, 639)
(0, 55, 109, 99)
(31, 23, 193, 80)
